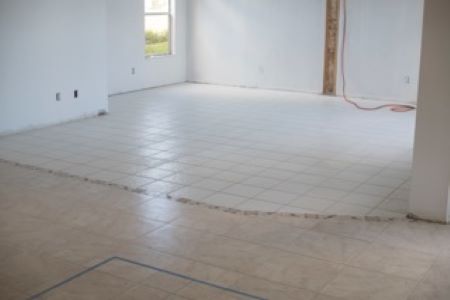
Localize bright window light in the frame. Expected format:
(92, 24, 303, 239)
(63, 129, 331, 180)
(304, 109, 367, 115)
(145, 0, 172, 57)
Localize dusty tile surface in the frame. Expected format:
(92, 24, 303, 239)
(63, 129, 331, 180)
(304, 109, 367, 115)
(0, 160, 449, 299)
(0, 83, 415, 216)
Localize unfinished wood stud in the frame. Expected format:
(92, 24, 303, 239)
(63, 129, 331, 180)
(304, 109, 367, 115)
(323, 0, 341, 95)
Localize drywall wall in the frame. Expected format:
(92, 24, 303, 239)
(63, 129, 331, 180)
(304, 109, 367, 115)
(187, 0, 423, 102)
(187, 0, 326, 94)
(337, 0, 424, 103)
(410, 0, 450, 223)
(107, 0, 187, 95)
(0, 0, 108, 135)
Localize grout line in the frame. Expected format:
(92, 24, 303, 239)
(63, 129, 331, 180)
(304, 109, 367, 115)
(114, 257, 266, 300)
(27, 256, 266, 300)
(371, 176, 411, 215)
(27, 257, 117, 300)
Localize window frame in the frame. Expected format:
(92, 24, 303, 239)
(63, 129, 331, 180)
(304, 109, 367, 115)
(144, 0, 173, 58)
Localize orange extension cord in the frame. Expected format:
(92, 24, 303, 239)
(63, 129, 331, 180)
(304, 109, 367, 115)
(340, 0, 416, 112)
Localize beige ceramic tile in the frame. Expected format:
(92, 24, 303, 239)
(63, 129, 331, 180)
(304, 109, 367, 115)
(0, 252, 84, 297)
(322, 267, 417, 300)
(408, 255, 450, 300)
(130, 198, 192, 223)
(268, 214, 322, 230)
(224, 217, 305, 246)
(349, 244, 436, 280)
(76, 208, 166, 241)
(230, 275, 317, 300)
(170, 209, 248, 235)
(176, 283, 243, 300)
(41, 271, 135, 299)
(0, 284, 27, 300)
(0, 211, 70, 253)
(38, 228, 119, 267)
(137, 225, 219, 259)
(313, 294, 341, 300)
(140, 271, 191, 293)
(0, 162, 443, 300)
(254, 252, 342, 292)
(312, 218, 389, 242)
(114, 285, 172, 300)
(191, 236, 278, 276)
(96, 259, 156, 283)
(282, 229, 370, 263)
(376, 221, 442, 255)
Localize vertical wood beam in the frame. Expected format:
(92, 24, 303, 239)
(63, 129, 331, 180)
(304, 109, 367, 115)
(323, 0, 341, 95)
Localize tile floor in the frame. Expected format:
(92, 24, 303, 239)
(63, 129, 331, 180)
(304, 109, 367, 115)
(33, 257, 262, 300)
(1, 162, 450, 299)
(0, 84, 416, 217)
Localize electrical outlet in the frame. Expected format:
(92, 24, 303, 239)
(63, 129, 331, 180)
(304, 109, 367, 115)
(404, 76, 411, 84)
(56, 93, 61, 102)
(131, 67, 136, 75)
(74, 90, 78, 99)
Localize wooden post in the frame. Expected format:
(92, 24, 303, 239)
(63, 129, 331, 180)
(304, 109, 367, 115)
(323, 0, 341, 95)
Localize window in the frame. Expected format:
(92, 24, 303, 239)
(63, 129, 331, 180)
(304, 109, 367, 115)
(145, 0, 172, 57)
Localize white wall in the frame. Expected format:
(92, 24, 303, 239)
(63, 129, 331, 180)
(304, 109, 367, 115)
(107, 0, 187, 95)
(337, 0, 424, 103)
(410, 0, 450, 223)
(0, 0, 108, 135)
(187, 0, 423, 102)
(187, 0, 326, 94)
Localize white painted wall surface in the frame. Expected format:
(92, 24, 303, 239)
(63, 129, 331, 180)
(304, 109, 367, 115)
(107, 0, 187, 95)
(337, 0, 424, 103)
(410, 0, 450, 223)
(187, 0, 326, 94)
(187, 0, 423, 102)
(0, 0, 108, 135)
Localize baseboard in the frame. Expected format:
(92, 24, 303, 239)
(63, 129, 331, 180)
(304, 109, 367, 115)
(0, 110, 107, 137)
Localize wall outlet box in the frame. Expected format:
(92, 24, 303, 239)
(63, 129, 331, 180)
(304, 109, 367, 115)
(404, 76, 411, 84)
(56, 93, 61, 101)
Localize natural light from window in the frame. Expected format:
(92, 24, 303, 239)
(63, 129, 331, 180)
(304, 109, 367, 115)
(145, 0, 172, 57)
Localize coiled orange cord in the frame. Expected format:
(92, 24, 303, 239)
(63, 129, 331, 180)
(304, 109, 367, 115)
(340, 0, 416, 112)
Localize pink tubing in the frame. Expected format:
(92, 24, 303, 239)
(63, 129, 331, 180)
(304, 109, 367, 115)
(340, 0, 416, 113)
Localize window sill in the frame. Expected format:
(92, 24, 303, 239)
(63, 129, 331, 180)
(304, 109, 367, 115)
(145, 54, 174, 60)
